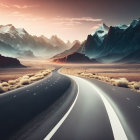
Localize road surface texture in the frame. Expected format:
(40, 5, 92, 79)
(0, 69, 77, 140)
(49, 74, 140, 140)
(1, 70, 140, 140)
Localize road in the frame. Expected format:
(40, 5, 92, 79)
(0, 69, 77, 140)
(1, 70, 140, 140)
(46, 73, 140, 140)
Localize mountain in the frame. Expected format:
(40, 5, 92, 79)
(53, 52, 98, 63)
(0, 40, 18, 57)
(0, 24, 68, 58)
(117, 49, 140, 63)
(82, 18, 140, 63)
(83, 24, 109, 58)
(52, 41, 81, 59)
(0, 54, 25, 68)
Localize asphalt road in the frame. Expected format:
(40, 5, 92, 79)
(49, 74, 140, 140)
(1, 70, 140, 140)
(0, 69, 77, 140)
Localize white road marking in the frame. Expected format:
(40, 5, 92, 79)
(44, 81, 79, 140)
(70, 76, 128, 140)
(44, 74, 128, 140)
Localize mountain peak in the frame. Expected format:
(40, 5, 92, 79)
(51, 35, 59, 40)
(130, 18, 140, 27)
(0, 24, 28, 38)
(91, 23, 109, 41)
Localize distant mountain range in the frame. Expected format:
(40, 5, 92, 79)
(53, 18, 140, 63)
(1, 18, 140, 63)
(0, 54, 24, 68)
(82, 18, 140, 63)
(0, 24, 70, 58)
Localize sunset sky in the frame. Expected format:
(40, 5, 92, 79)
(0, 0, 140, 42)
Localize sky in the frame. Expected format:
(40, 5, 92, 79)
(0, 0, 140, 42)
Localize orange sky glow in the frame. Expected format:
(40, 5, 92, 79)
(0, 0, 103, 42)
(1, 0, 138, 42)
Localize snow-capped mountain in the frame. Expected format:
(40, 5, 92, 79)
(130, 18, 140, 28)
(92, 23, 109, 41)
(82, 23, 109, 58)
(82, 18, 140, 63)
(0, 24, 28, 39)
(0, 24, 68, 58)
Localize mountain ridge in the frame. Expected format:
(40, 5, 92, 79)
(0, 24, 69, 58)
(82, 18, 140, 63)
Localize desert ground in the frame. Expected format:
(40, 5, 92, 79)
(60, 63, 140, 81)
(0, 61, 140, 93)
(0, 59, 55, 82)
(60, 63, 140, 92)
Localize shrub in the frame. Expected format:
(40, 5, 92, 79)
(1, 82, 9, 87)
(8, 80, 16, 85)
(133, 82, 140, 90)
(114, 78, 129, 88)
(22, 75, 30, 79)
(42, 71, 49, 76)
(0, 85, 9, 93)
(20, 79, 30, 85)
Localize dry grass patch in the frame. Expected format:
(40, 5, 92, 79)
(0, 82, 10, 93)
(0, 85, 9, 93)
(78, 72, 140, 93)
(0, 69, 52, 94)
(20, 79, 31, 85)
(8, 80, 16, 85)
(1, 82, 9, 87)
(22, 75, 30, 79)
(133, 82, 140, 90)
(113, 78, 129, 88)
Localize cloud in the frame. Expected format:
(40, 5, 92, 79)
(13, 4, 38, 9)
(0, 3, 9, 8)
(9, 11, 31, 17)
(0, 2, 38, 9)
(53, 17, 102, 27)
(54, 17, 102, 22)
(53, 21, 82, 26)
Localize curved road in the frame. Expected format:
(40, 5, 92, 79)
(1, 70, 140, 140)
(0, 69, 77, 140)
(46, 73, 140, 140)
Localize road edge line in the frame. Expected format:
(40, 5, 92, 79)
(43, 77, 79, 140)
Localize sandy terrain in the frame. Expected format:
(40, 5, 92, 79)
(60, 63, 140, 81)
(0, 60, 55, 82)
(60, 63, 140, 93)
(0, 61, 140, 93)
